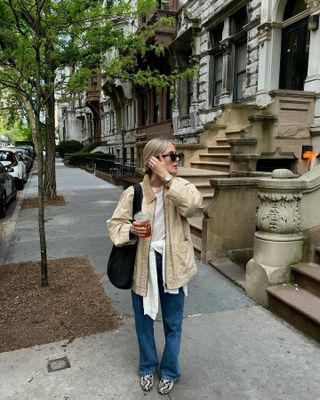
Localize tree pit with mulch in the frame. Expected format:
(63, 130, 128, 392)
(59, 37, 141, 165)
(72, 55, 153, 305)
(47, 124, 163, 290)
(21, 195, 66, 209)
(0, 256, 122, 352)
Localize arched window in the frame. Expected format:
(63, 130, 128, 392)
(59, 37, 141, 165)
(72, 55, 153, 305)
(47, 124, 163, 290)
(279, 0, 309, 90)
(283, 0, 306, 21)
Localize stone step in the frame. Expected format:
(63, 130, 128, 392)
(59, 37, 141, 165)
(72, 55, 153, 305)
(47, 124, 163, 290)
(177, 166, 220, 207)
(194, 183, 214, 196)
(206, 123, 226, 131)
(267, 284, 320, 342)
(225, 128, 243, 138)
(216, 138, 230, 146)
(190, 161, 230, 173)
(177, 167, 228, 184)
(292, 263, 320, 297)
(207, 145, 231, 154)
(199, 153, 230, 163)
(209, 258, 246, 290)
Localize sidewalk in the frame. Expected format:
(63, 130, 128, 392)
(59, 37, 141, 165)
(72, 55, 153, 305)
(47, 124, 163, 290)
(0, 160, 319, 400)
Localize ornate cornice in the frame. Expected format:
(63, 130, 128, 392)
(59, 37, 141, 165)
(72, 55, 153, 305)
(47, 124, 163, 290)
(257, 22, 282, 43)
(305, 0, 320, 11)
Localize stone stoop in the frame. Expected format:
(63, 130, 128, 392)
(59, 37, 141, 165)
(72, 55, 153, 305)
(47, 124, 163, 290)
(179, 124, 245, 257)
(190, 127, 242, 173)
(267, 262, 320, 342)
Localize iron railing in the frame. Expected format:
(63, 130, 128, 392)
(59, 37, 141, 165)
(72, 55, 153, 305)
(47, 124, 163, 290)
(69, 156, 136, 176)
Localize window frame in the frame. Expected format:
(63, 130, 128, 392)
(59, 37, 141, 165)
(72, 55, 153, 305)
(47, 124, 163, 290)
(140, 94, 148, 127)
(211, 51, 223, 106)
(233, 38, 247, 101)
(210, 23, 224, 107)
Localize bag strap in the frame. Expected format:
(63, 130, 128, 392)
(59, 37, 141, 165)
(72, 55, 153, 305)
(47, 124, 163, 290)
(132, 183, 143, 217)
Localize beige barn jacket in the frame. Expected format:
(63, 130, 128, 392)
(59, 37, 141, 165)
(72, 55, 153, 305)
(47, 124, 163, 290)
(107, 174, 203, 297)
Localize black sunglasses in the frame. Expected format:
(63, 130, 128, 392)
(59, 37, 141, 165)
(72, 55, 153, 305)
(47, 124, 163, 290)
(157, 152, 179, 162)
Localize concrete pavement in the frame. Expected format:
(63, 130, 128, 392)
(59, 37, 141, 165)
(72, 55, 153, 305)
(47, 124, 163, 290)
(0, 160, 319, 400)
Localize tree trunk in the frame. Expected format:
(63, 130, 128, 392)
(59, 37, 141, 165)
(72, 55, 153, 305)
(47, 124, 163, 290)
(35, 111, 48, 287)
(44, 40, 57, 199)
(35, 29, 48, 287)
(44, 91, 57, 199)
(19, 95, 41, 156)
(18, 75, 48, 287)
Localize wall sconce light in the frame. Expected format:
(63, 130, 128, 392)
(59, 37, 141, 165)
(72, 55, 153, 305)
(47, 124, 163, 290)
(301, 145, 316, 159)
(308, 15, 319, 31)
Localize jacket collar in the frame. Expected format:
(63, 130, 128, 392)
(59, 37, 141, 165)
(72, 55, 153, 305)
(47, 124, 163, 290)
(142, 174, 157, 204)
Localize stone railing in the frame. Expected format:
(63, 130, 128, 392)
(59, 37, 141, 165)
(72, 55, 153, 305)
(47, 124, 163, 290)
(245, 167, 320, 306)
(297, 164, 320, 260)
(202, 175, 261, 262)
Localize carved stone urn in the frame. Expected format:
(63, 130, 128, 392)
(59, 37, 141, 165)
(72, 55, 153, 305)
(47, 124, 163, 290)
(246, 169, 305, 306)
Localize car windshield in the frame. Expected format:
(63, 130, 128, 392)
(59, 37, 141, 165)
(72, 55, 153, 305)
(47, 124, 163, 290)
(0, 151, 15, 163)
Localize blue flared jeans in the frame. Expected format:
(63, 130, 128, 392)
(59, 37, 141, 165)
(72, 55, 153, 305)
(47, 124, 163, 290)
(131, 252, 185, 382)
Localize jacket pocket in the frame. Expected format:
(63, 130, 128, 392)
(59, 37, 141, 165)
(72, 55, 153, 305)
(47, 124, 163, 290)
(172, 240, 195, 275)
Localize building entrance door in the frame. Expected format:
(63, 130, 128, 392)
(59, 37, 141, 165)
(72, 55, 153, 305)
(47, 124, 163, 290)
(279, 17, 310, 90)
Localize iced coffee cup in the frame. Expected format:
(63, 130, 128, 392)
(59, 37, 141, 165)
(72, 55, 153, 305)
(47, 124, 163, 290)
(134, 211, 152, 238)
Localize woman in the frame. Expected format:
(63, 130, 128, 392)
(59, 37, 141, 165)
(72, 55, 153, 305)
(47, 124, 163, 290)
(107, 137, 202, 395)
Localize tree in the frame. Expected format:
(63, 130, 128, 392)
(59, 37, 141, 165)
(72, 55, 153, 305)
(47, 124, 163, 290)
(0, 0, 153, 286)
(0, 0, 64, 285)
(0, 0, 193, 287)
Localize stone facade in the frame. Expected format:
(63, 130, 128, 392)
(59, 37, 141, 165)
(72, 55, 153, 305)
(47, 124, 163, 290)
(57, 0, 320, 175)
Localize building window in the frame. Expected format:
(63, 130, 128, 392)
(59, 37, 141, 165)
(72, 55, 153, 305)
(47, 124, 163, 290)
(283, 0, 306, 20)
(166, 85, 173, 120)
(178, 49, 193, 115)
(213, 54, 223, 105)
(126, 104, 130, 129)
(109, 111, 114, 134)
(140, 95, 147, 126)
(179, 76, 190, 115)
(157, 0, 169, 10)
(153, 89, 160, 123)
(232, 7, 247, 35)
(231, 7, 248, 101)
(187, 79, 193, 110)
(210, 24, 223, 106)
(130, 147, 135, 164)
(211, 24, 223, 47)
(279, 0, 309, 91)
(133, 100, 137, 128)
(210, 7, 248, 105)
(234, 41, 247, 100)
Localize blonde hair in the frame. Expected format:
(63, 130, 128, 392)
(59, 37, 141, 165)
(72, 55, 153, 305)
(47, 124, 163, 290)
(143, 137, 172, 175)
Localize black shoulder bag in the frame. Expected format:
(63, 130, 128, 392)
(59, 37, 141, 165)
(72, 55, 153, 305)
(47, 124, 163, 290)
(107, 183, 143, 289)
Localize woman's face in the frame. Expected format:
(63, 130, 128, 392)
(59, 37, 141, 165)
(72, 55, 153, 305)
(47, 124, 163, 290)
(159, 143, 179, 176)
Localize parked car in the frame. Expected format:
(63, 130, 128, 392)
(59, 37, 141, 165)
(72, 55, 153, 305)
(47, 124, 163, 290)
(0, 161, 17, 218)
(13, 148, 33, 173)
(18, 145, 35, 159)
(0, 149, 27, 190)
